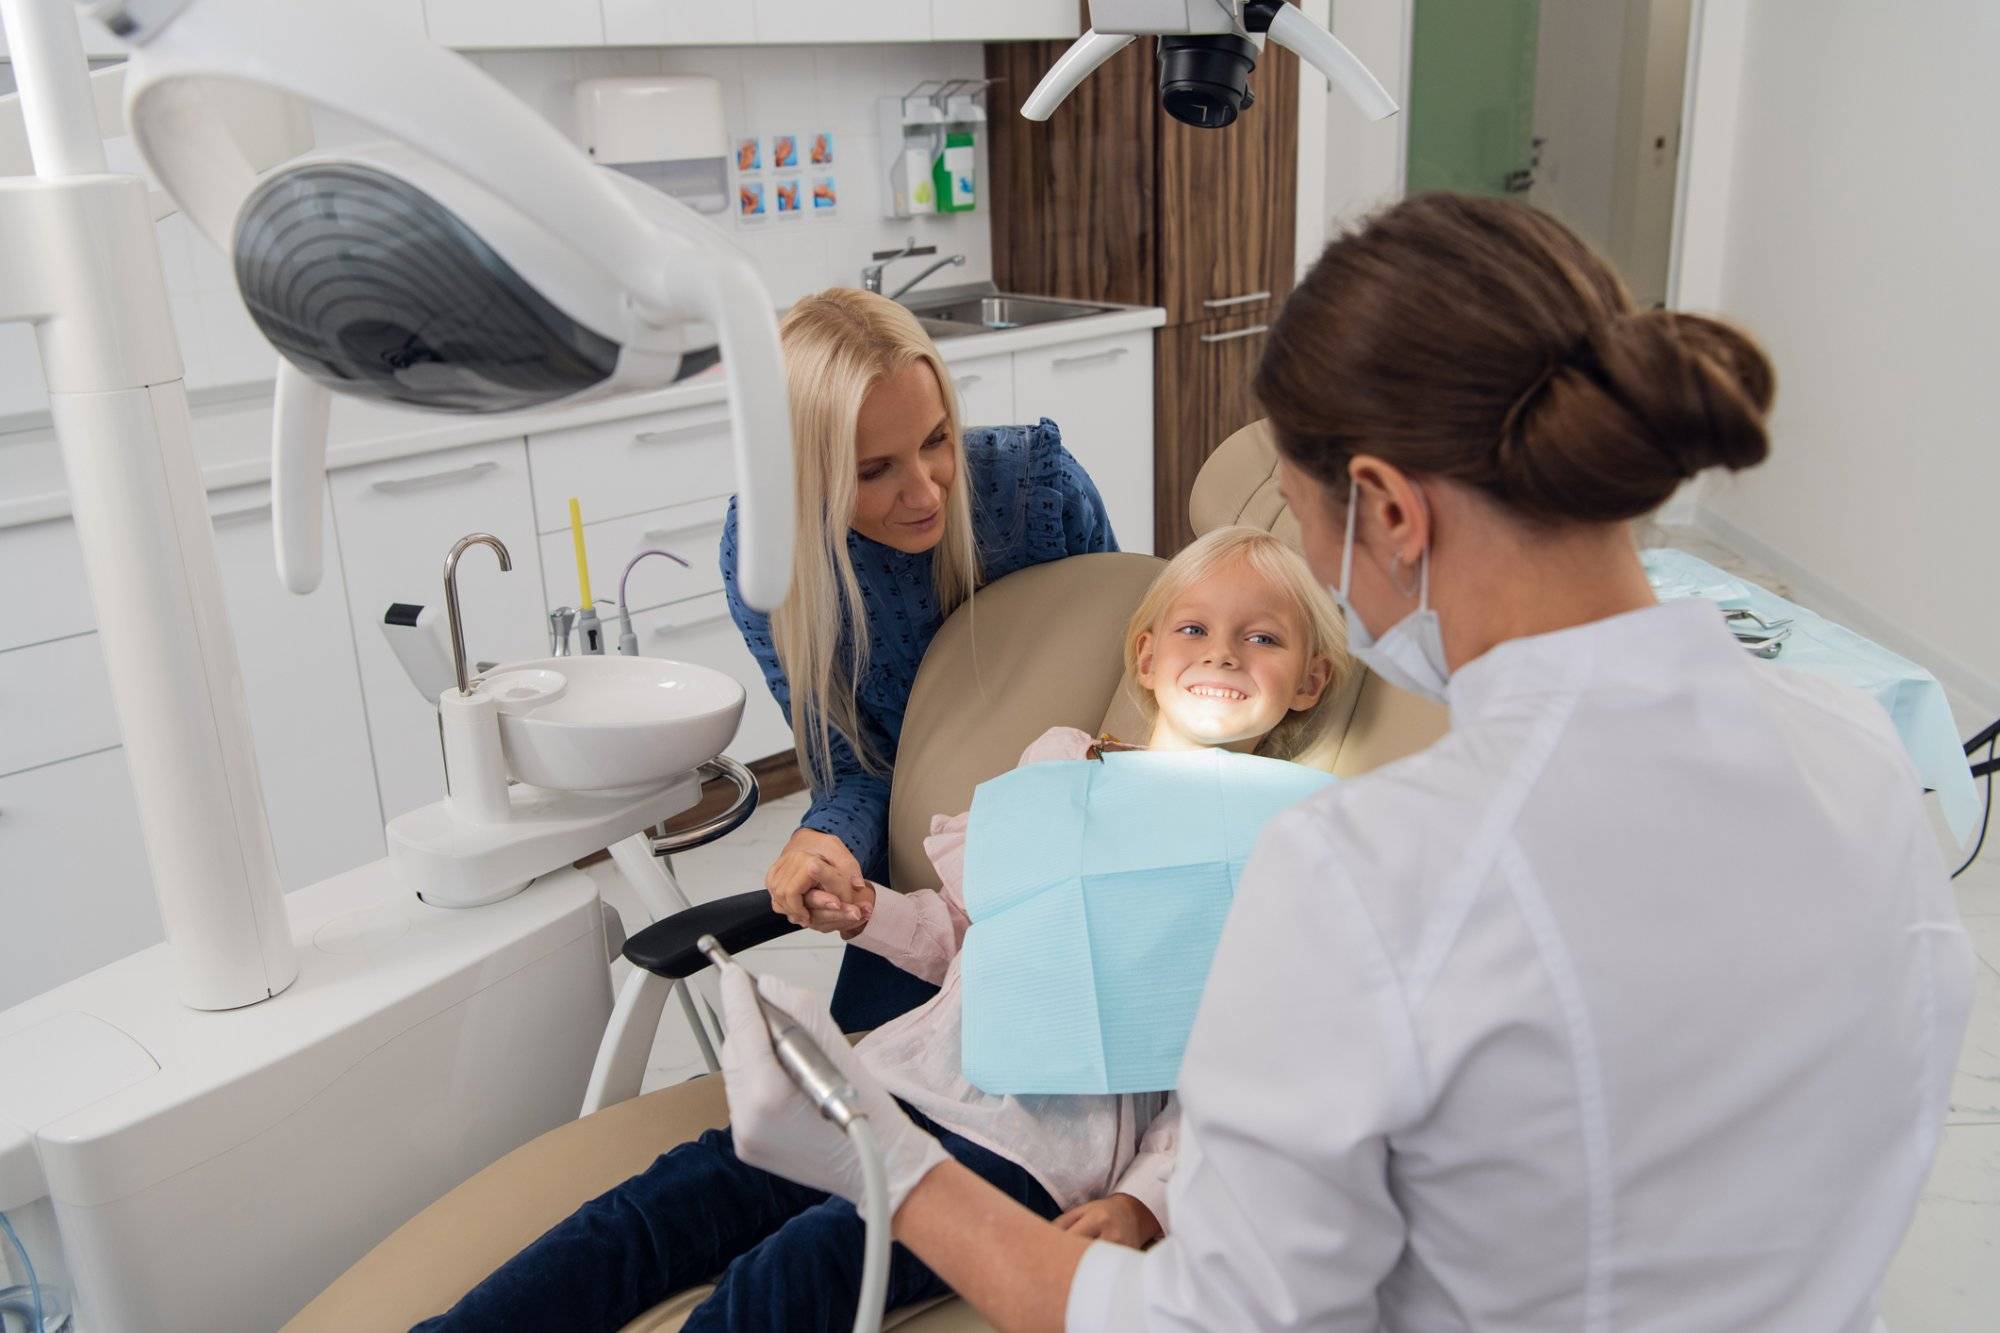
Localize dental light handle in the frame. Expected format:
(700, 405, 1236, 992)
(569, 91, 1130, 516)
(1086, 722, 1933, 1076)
(698, 935, 887, 1333)
(1265, 3, 1399, 122)
(272, 359, 330, 594)
(1020, 28, 1134, 122)
(699, 258, 794, 613)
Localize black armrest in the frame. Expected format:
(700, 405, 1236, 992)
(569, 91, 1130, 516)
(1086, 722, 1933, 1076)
(622, 889, 801, 979)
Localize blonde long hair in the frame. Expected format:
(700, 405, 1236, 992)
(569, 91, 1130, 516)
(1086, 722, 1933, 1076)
(772, 288, 982, 790)
(1121, 526, 1351, 762)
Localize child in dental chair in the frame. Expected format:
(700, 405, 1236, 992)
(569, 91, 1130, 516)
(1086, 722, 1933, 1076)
(412, 526, 1348, 1333)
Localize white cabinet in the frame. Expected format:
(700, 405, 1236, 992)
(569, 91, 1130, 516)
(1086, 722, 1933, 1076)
(603, 0, 757, 44)
(0, 517, 97, 651)
(945, 350, 1015, 431)
(208, 485, 385, 889)
(0, 750, 161, 1012)
(539, 494, 727, 621)
(753, 0, 929, 44)
(1012, 330, 1156, 555)
(632, 594, 792, 762)
(930, 0, 1080, 41)
(0, 633, 116, 778)
(423, 0, 603, 48)
(527, 404, 738, 535)
(330, 440, 548, 821)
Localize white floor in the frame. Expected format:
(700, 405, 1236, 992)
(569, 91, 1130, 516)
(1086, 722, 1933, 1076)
(592, 529, 1999, 1325)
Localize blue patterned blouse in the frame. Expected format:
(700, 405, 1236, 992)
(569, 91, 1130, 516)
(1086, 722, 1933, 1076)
(720, 418, 1118, 882)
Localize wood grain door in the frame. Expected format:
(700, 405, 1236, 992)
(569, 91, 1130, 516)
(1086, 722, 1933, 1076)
(1157, 44, 1300, 328)
(986, 37, 1157, 307)
(1153, 313, 1275, 554)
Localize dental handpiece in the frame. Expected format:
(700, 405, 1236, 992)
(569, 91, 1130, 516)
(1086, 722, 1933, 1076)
(699, 934, 865, 1128)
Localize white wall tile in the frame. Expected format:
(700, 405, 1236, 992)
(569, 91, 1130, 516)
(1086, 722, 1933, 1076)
(814, 47, 889, 132)
(0, 327, 49, 421)
(575, 48, 665, 79)
(740, 46, 821, 129)
(469, 50, 584, 140)
(198, 291, 279, 387)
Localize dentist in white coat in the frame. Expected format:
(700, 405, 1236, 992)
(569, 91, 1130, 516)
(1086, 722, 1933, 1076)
(717, 193, 1975, 1331)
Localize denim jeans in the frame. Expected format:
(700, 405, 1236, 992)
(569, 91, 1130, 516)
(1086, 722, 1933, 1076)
(829, 946, 941, 1032)
(410, 1104, 1057, 1333)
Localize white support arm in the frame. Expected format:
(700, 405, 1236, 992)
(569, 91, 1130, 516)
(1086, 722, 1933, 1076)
(1267, 3, 1399, 122)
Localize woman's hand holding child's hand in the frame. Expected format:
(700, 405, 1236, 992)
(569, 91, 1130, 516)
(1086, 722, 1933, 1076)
(802, 877, 875, 937)
(765, 828, 866, 928)
(1052, 1193, 1162, 1248)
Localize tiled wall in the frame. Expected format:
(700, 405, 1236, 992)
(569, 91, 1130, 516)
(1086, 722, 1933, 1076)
(0, 42, 994, 420)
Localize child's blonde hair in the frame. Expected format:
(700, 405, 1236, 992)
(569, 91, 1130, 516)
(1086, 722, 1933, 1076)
(1121, 526, 1351, 762)
(771, 288, 981, 789)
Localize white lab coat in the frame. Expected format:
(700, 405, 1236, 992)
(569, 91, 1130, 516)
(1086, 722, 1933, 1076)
(1067, 598, 1974, 1331)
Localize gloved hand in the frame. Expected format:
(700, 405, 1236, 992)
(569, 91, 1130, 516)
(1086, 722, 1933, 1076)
(719, 964, 950, 1212)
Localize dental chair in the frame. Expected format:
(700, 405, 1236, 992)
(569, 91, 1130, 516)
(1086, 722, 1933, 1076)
(285, 421, 1449, 1332)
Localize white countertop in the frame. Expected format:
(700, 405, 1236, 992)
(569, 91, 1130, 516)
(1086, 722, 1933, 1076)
(0, 305, 1166, 531)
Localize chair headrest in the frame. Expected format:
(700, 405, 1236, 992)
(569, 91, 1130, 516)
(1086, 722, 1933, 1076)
(1187, 420, 1305, 550)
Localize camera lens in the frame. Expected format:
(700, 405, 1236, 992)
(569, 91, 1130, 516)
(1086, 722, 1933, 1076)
(1156, 35, 1258, 129)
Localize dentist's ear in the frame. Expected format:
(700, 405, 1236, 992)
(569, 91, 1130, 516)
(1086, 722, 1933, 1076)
(1347, 455, 1431, 572)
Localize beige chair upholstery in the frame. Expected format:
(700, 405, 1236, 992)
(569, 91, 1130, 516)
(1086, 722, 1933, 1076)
(286, 422, 1448, 1332)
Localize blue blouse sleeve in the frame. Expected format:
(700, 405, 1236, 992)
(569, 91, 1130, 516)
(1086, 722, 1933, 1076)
(720, 502, 890, 874)
(1026, 417, 1119, 556)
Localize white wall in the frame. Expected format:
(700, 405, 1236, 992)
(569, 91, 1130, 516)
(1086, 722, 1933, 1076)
(1531, 0, 1629, 255)
(1682, 0, 2000, 717)
(0, 41, 992, 423)
(1299, 0, 1412, 272)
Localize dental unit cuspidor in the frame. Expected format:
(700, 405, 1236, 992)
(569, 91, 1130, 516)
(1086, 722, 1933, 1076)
(1024, 0, 1400, 129)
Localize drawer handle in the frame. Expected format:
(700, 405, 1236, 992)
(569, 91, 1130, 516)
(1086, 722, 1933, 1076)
(954, 374, 983, 390)
(1202, 290, 1271, 310)
(371, 461, 499, 495)
(643, 519, 724, 542)
(1199, 324, 1270, 345)
(634, 414, 732, 446)
(1050, 347, 1130, 372)
(650, 606, 733, 636)
(211, 501, 273, 527)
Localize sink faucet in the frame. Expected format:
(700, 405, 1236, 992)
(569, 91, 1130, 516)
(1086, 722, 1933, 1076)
(887, 253, 966, 302)
(443, 532, 512, 695)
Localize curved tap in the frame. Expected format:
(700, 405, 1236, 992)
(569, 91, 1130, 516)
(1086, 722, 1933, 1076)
(443, 533, 513, 695)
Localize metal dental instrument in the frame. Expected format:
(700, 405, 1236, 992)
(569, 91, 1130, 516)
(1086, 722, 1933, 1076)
(698, 934, 863, 1128)
(697, 933, 889, 1333)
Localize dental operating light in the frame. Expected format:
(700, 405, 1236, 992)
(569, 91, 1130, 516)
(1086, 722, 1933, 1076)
(1024, 0, 1399, 129)
(88, 0, 795, 612)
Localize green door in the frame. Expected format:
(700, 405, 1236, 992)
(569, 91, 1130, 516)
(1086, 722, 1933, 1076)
(1406, 0, 1541, 197)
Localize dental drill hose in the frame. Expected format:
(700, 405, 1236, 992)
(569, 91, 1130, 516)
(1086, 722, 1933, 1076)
(697, 935, 890, 1333)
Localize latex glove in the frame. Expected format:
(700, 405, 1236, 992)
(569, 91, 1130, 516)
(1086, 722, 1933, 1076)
(765, 828, 867, 927)
(719, 964, 949, 1211)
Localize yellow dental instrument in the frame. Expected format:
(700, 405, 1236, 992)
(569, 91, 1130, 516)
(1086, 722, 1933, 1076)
(568, 496, 594, 608)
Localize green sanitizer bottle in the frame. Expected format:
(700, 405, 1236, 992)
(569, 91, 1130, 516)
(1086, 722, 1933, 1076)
(932, 129, 976, 213)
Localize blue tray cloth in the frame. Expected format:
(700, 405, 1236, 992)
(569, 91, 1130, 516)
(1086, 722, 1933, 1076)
(1644, 547, 1979, 845)
(959, 748, 1335, 1095)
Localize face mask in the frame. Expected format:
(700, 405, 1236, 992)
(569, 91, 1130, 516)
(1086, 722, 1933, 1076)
(1329, 480, 1452, 704)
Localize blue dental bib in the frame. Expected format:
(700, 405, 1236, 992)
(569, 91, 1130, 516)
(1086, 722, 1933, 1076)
(959, 748, 1334, 1094)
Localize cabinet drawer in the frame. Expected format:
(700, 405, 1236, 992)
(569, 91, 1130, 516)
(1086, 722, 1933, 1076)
(944, 352, 1016, 431)
(541, 495, 728, 622)
(631, 594, 792, 763)
(0, 517, 97, 651)
(0, 632, 117, 777)
(0, 748, 162, 1011)
(1013, 330, 1156, 555)
(528, 405, 737, 535)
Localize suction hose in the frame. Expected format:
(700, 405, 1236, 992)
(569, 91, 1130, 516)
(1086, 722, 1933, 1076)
(846, 1117, 892, 1333)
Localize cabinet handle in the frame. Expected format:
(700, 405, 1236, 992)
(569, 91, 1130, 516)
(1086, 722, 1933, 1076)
(1202, 290, 1271, 310)
(643, 520, 723, 542)
(370, 460, 499, 495)
(211, 501, 272, 527)
(1199, 324, 1270, 345)
(1050, 347, 1130, 372)
(954, 374, 983, 390)
(650, 605, 733, 637)
(634, 414, 731, 446)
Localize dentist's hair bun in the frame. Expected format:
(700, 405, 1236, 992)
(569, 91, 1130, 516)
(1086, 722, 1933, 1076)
(1255, 192, 1775, 525)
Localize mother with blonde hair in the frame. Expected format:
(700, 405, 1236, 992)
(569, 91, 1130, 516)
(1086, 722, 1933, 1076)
(720, 287, 1117, 1030)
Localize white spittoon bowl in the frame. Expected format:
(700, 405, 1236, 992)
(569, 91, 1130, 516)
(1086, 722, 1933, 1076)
(485, 654, 744, 793)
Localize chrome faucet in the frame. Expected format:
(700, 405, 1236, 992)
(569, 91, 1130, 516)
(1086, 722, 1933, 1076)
(443, 533, 512, 695)
(887, 253, 966, 302)
(861, 236, 929, 294)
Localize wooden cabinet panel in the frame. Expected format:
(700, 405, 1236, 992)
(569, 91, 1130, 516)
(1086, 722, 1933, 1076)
(1157, 45, 1300, 327)
(1153, 315, 1274, 555)
(987, 39, 1158, 308)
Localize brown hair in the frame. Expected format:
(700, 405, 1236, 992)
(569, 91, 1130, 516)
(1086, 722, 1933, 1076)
(1254, 192, 1775, 525)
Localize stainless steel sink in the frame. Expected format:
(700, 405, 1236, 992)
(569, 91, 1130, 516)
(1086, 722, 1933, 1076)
(901, 284, 1117, 336)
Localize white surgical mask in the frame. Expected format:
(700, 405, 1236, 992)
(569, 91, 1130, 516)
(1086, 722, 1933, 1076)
(1330, 480, 1452, 704)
